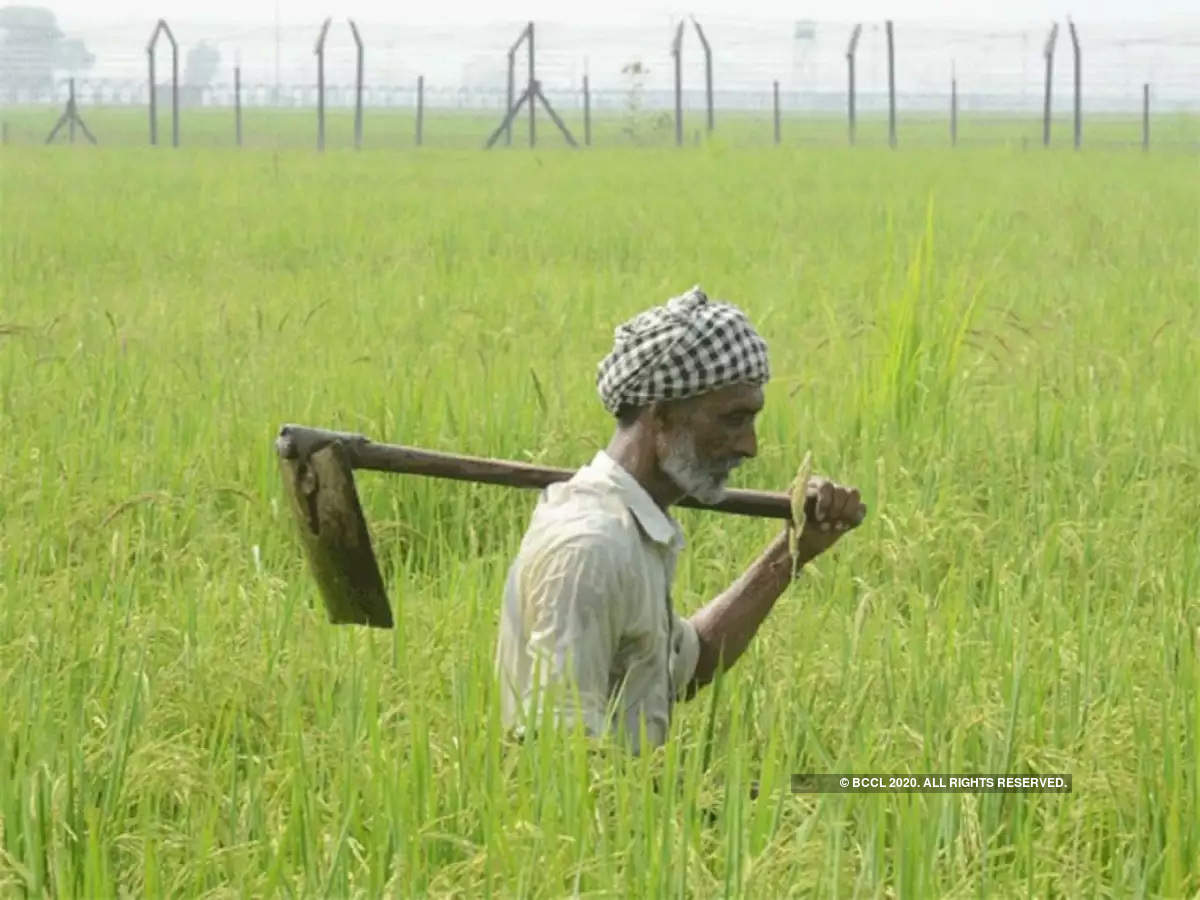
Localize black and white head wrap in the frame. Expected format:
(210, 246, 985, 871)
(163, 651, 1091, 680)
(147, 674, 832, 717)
(596, 286, 770, 416)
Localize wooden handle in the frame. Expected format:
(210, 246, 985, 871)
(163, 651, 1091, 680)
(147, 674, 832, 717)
(277, 424, 793, 520)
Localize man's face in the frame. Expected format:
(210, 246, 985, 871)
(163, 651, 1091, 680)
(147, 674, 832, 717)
(654, 383, 764, 504)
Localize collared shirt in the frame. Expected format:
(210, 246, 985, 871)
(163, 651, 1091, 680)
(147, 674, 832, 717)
(494, 450, 702, 753)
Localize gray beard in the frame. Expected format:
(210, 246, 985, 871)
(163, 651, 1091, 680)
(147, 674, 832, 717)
(659, 430, 742, 506)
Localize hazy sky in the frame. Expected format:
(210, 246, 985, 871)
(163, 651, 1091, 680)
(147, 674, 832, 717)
(32, 0, 1197, 100)
(49, 0, 1200, 27)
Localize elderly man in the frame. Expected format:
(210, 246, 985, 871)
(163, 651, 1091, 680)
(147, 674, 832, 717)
(494, 286, 866, 753)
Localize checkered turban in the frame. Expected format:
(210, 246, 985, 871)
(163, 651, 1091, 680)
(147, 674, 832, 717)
(596, 286, 770, 416)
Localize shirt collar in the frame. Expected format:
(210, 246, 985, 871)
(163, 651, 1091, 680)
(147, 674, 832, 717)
(587, 450, 685, 550)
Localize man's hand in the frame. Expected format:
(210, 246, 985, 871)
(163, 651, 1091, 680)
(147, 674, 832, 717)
(791, 475, 867, 566)
(686, 474, 867, 691)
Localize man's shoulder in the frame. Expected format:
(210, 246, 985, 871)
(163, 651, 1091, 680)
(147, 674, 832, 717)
(520, 477, 644, 559)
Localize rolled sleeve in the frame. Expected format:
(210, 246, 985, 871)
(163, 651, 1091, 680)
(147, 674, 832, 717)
(669, 611, 701, 700)
(521, 534, 628, 736)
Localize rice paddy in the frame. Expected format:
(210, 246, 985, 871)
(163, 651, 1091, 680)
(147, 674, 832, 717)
(1, 134, 1198, 896)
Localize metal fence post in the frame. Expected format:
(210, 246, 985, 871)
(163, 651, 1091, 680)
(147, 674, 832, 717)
(846, 24, 861, 146)
(147, 20, 178, 147)
(950, 65, 957, 147)
(349, 19, 364, 150)
(149, 39, 157, 145)
(1142, 82, 1149, 150)
(485, 23, 576, 151)
(886, 20, 896, 148)
(171, 39, 178, 145)
(45, 77, 96, 144)
(527, 21, 535, 148)
(692, 17, 713, 133)
(671, 21, 684, 147)
(1068, 19, 1081, 149)
(416, 75, 424, 146)
(583, 74, 591, 147)
(773, 80, 780, 144)
(505, 50, 514, 145)
(503, 24, 531, 147)
(235, 66, 242, 146)
(1043, 22, 1058, 147)
(314, 17, 331, 151)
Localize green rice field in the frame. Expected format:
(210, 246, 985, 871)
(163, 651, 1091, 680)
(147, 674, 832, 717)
(1, 138, 1198, 896)
(3, 104, 1198, 150)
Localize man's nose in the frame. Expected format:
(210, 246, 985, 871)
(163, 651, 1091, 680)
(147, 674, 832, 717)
(734, 427, 758, 460)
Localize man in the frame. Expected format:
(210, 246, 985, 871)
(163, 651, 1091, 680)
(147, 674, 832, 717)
(494, 286, 866, 753)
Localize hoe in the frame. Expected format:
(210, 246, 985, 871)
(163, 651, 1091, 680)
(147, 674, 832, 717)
(275, 423, 806, 628)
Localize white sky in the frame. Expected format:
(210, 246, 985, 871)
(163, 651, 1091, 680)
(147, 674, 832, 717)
(49, 0, 1200, 27)
(31, 0, 1200, 103)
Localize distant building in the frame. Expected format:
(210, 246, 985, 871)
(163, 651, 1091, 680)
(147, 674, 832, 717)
(0, 5, 94, 97)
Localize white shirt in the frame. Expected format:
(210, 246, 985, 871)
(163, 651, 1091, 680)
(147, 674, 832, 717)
(494, 450, 702, 753)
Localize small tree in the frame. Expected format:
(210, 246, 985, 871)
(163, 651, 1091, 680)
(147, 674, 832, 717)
(620, 60, 649, 144)
(0, 5, 92, 94)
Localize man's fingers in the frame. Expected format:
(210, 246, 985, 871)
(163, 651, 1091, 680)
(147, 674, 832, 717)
(836, 488, 861, 524)
(811, 481, 852, 519)
(817, 481, 834, 522)
(803, 477, 868, 532)
(830, 497, 866, 533)
(824, 486, 848, 522)
(803, 478, 822, 522)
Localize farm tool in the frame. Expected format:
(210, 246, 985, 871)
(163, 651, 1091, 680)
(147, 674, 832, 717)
(275, 424, 815, 629)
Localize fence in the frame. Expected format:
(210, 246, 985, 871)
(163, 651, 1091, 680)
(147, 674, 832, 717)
(4, 15, 1198, 150)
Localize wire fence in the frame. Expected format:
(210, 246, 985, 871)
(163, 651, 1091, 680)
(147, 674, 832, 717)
(3, 15, 1198, 149)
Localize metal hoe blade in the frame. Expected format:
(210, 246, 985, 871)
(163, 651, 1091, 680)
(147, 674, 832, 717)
(277, 434, 393, 628)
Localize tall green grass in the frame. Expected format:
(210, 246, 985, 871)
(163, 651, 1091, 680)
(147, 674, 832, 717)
(3, 105, 1197, 150)
(1, 143, 1197, 896)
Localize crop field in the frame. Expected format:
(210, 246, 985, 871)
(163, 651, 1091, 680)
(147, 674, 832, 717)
(4, 104, 1198, 151)
(1, 139, 1198, 897)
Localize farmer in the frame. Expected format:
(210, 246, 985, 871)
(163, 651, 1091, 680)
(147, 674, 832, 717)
(494, 286, 866, 753)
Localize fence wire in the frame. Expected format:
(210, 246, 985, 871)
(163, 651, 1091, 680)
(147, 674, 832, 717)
(3, 15, 1197, 149)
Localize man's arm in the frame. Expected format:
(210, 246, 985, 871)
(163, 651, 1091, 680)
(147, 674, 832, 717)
(684, 477, 865, 693)
(684, 528, 796, 693)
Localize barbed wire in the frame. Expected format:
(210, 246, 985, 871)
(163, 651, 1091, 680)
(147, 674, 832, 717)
(4, 16, 1197, 112)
